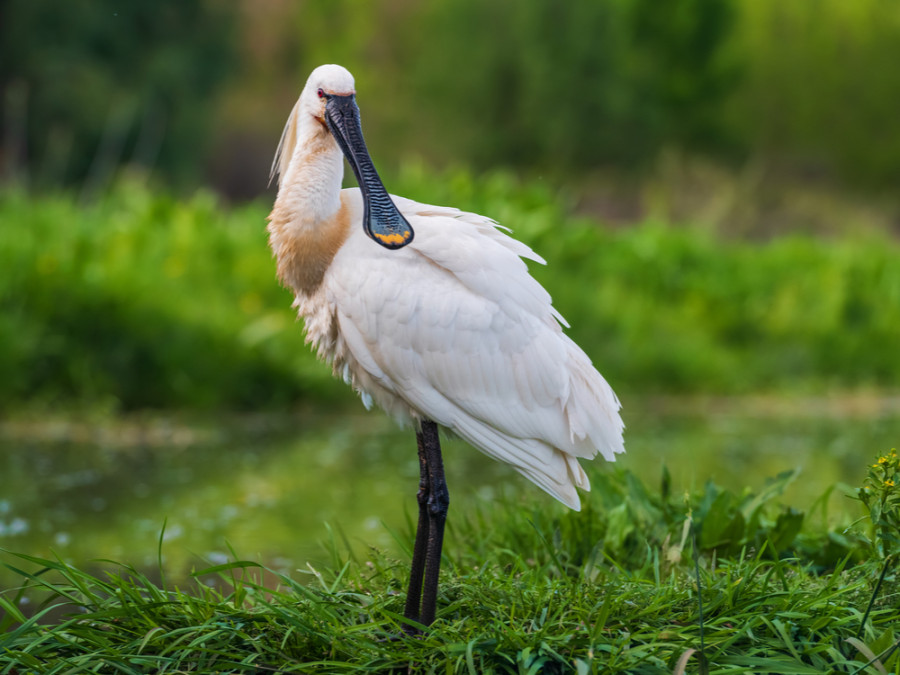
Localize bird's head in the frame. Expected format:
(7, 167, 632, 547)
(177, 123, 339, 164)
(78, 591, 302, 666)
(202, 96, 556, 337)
(273, 64, 413, 250)
(300, 64, 356, 126)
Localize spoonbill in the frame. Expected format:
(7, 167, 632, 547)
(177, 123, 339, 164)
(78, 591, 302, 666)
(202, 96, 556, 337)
(267, 64, 625, 631)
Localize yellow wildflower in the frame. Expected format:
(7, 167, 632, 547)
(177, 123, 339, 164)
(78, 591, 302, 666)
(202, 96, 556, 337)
(885, 479, 895, 487)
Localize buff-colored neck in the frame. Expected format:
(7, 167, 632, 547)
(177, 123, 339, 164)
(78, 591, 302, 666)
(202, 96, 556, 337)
(275, 111, 345, 225)
(267, 113, 351, 296)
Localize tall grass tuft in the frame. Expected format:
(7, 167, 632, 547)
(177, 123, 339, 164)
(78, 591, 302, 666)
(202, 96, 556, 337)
(2, 464, 898, 673)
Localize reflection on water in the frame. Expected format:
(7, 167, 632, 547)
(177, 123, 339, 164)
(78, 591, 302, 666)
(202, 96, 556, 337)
(1, 396, 898, 589)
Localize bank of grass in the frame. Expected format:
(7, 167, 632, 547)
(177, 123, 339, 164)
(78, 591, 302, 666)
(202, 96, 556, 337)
(2, 457, 899, 673)
(3, 171, 900, 412)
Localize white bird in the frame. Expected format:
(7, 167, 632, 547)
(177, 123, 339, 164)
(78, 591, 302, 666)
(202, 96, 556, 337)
(267, 64, 624, 631)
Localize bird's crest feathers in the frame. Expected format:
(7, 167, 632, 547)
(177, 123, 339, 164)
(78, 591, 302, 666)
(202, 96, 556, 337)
(269, 98, 300, 188)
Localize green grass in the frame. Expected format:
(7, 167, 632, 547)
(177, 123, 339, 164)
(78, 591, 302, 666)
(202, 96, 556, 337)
(3, 171, 900, 412)
(2, 460, 898, 673)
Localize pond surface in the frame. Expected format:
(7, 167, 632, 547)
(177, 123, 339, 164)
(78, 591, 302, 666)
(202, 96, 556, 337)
(1, 394, 898, 591)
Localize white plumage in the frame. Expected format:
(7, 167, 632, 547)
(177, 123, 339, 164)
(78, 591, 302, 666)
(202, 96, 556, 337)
(268, 64, 624, 513)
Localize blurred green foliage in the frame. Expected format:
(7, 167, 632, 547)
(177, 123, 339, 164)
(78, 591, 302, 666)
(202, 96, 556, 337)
(405, 0, 736, 169)
(0, 0, 235, 190)
(3, 0, 900, 192)
(729, 0, 900, 186)
(0, 182, 334, 410)
(2, 172, 898, 411)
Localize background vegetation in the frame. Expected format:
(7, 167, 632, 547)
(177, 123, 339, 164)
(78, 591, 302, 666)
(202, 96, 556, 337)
(2, 172, 899, 412)
(0, 0, 234, 193)
(3, 0, 900, 197)
(2, 3, 900, 671)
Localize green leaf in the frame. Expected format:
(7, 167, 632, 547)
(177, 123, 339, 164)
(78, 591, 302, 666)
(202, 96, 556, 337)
(699, 491, 745, 550)
(768, 508, 805, 552)
(740, 468, 801, 522)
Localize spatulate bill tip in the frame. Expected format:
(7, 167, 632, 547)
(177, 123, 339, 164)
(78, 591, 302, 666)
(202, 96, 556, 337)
(365, 217, 414, 249)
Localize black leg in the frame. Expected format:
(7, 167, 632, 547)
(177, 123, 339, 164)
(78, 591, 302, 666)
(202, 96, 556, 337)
(403, 428, 430, 626)
(419, 420, 449, 627)
(403, 419, 449, 632)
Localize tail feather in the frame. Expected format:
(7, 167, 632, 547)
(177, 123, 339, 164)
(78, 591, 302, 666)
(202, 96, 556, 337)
(451, 413, 585, 511)
(562, 337, 625, 462)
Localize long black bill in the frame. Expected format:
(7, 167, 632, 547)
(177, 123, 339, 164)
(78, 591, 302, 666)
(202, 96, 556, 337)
(325, 94, 414, 250)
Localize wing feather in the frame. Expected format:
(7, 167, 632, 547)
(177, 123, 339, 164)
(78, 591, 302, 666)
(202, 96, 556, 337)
(324, 190, 624, 509)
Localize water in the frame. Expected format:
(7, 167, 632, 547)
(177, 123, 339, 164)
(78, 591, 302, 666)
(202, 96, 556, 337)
(1, 395, 898, 590)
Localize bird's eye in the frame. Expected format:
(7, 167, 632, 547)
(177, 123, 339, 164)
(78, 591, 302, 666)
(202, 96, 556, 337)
(317, 88, 325, 99)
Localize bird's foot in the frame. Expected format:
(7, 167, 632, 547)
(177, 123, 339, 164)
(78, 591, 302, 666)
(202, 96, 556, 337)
(378, 622, 424, 642)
